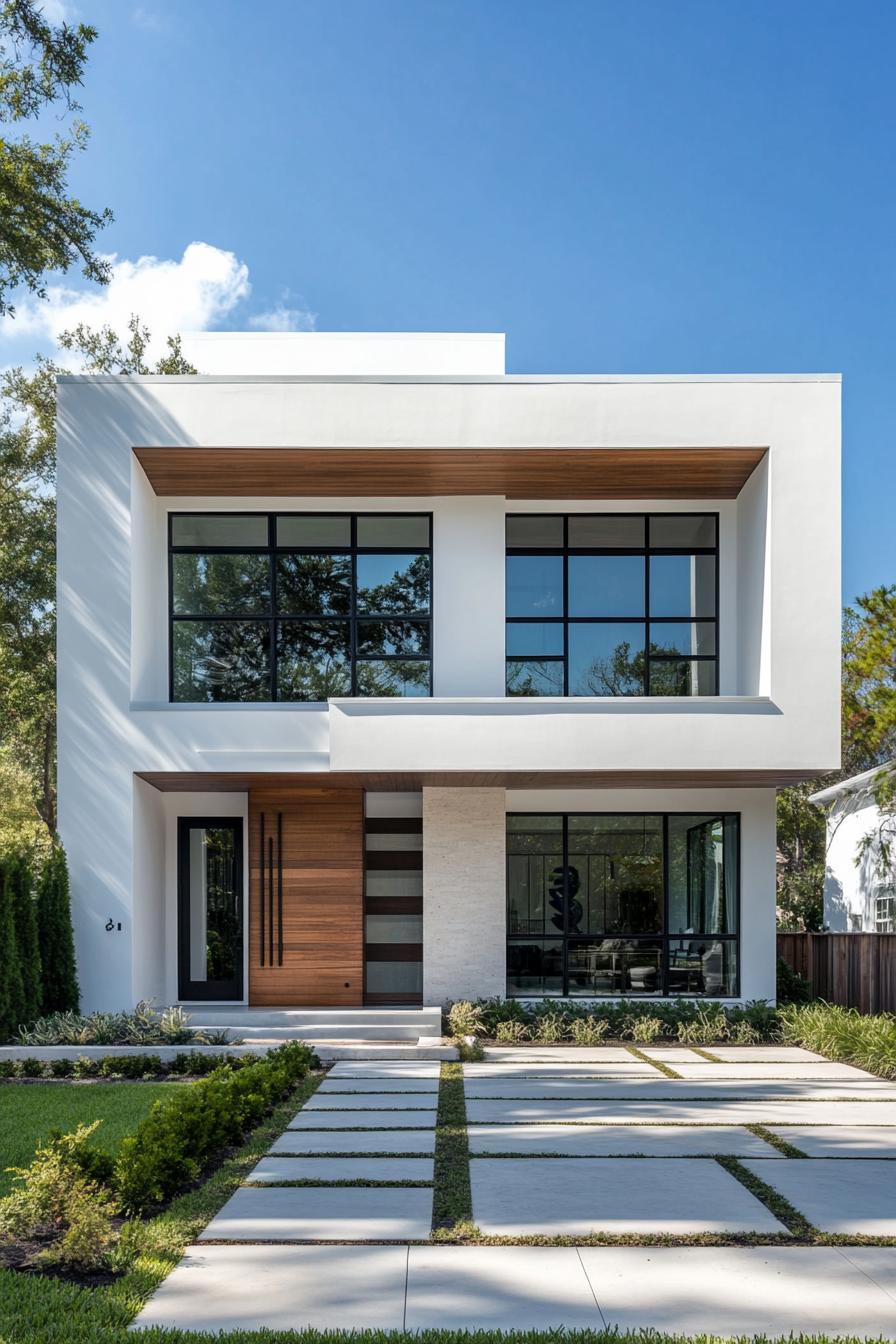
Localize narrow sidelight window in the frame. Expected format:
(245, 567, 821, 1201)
(177, 818, 243, 1001)
(505, 513, 719, 696)
(507, 812, 739, 997)
(169, 513, 432, 701)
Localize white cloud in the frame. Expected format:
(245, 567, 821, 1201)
(38, 0, 78, 23)
(249, 300, 317, 332)
(2, 242, 251, 365)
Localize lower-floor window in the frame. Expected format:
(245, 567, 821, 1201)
(507, 812, 739, 997)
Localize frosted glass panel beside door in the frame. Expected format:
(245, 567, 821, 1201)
(177, 818, 243, 1001)
(364, 792, 423, 1003)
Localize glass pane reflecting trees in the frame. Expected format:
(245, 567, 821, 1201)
(506, 514, 718, 696)
(170, 513, 432, 701)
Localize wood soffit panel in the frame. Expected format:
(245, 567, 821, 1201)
(133, 446, 767, 498)
(137, 768, 826, 792)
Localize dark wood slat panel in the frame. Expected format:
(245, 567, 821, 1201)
(249, 787, 363, 1006)
(365, 817, 424, 834)
(778, 933, 896, 1015)
(364, 943, 424, 962)
(134, 446, 767, 499)
(365, 850, 423, 870)
(365, 897, 423, 914)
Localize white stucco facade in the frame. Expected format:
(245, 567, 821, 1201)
(55, 334, 841, 1011)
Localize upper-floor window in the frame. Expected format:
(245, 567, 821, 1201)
(505, 513, 718, 696)
(169, 513, 432, 702)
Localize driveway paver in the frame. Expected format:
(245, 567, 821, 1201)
(466, 1098, 896, 1124)
(742, 1158, 896, 1235)
(709, 1047, 827, 1062)
(305, 1091, 438, 1110)
(327, 1062, 441, 1078)
(672, 1061, 891, 1081)
(405, 1246, 602, 1330)
(270, 1128, 436, 1155)
(246, 1155, 434, 1183)
(288, 1108, 438, 1128)
(131, 1244, 408, 1332)
(318, 1076, 440, 1093)
(766, 1125, 896, 1158)
(467, 1123, 781, 1157)
(470, 1157, 788, 1236)
(199, 1186, 433, 1242)
(579, 1246, 896, 1337)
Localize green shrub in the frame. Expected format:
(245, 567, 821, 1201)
(99, 1054, 163, 1079)
(0, 858, 25, 1042)
(532, 1010, 567, 1044)
(49, 1057, 74, 1077)
(73, 1055, 99, 1079)
(114, 1041, 316, 1213)
(7, 853, 41, 1027)
(677, 1006, 729, 1044)
(17, 1056, 45, 1077)
(779, 1001, 896, 1078)
(446, 1000, 486, 1038)
(494, 1019, 530, 1043)
(168, 1050, 252, 1075)
(0, 1122, 117, 1271)
(628, 1014, 665, 1043)
(0, 1059, 16, 1078)
(569, 1015, 610, 1045)
(777, 955, 813, 1004)
(16, 999, 208, 1048)
(35, 844, 79, 1015)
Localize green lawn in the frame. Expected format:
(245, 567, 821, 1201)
(0, 1082, 181, 1194)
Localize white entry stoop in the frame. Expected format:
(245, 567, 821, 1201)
(185, 1006, 454, 1060)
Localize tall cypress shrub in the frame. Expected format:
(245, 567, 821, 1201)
(36, 843, 79, 1014)
(0, 858, 25, 1041)
(8, 852, 41, 1024)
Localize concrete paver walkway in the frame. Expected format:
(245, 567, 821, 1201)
(133, 1045, 896, 1337)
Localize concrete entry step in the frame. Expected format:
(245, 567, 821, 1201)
(186, 1005, 443, 1044)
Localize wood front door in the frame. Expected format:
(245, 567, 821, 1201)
(248, 787, 364, 1006)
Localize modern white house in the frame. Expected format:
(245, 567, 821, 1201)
(56, 333, 842, 1016)
(811, 765, 896, 932)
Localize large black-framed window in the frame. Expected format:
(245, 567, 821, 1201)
(506, 513, 719, 696)
(169, 512, 433, 702)
(507, 812, 739, 997)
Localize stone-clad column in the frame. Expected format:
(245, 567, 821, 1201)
(422, 787, 506, 1006)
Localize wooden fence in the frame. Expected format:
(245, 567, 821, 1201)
(777, 932, 896, 1014)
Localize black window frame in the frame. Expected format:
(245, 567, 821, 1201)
(505, 512, 719, 697)
(168, 511, 434, 702)
(506, 811, 740, 998)
(177, 815, 244, 1002)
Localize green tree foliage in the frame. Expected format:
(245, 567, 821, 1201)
(35, 842, 79, 1015)
(0, 0, 112, 316)
(0, 317, 196, 833)
(6, 850, 40, 1020)
(777, 586, 896, 928)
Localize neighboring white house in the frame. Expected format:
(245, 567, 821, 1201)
(811, 765, 896, 932)
(55, 333, 842, 1012)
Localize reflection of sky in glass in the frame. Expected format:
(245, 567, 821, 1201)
(506, 556, 563, 616)
(649, 554, 715, 617)
(569, 555, 644, 616)
(355, 553, 430, 613)
(506, 622, 564, 655)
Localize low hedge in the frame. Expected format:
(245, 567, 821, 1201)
(446, 996, 780, 1044)
(0, 1051, 260, 1080)
(114, 1040, 317, 1213)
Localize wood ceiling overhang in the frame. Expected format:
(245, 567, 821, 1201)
(137, 767, 822, 792)
(133, 445, 767, 499)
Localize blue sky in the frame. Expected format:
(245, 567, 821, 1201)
(4, 0, 893, 603)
